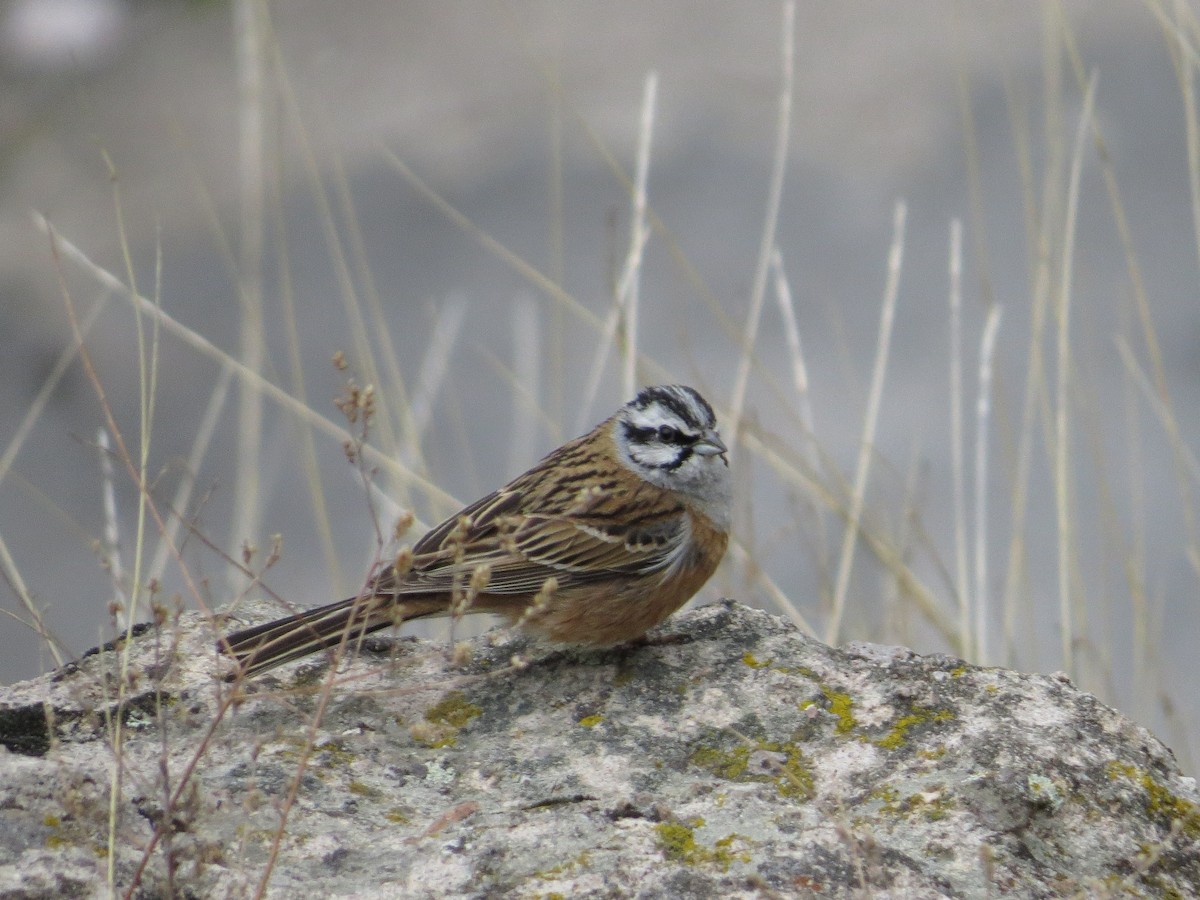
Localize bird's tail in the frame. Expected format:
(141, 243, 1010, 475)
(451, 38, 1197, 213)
(219, 594, 444, 680)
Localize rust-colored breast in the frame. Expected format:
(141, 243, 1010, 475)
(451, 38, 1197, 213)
(518, 506, 729, 646)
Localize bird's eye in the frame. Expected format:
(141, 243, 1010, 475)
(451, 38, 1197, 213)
(658, 425, 681, 443)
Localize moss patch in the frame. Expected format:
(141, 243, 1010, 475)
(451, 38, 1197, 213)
(873, 708, 955, 750)
(414, 691, 482, 748)
(821, 687, 857, 735)
(689, 741, 814, 800)
(654, 819, 750, 870)
(275, 735, 358, 769)
(872, 785, 954, 822)
(1107, 761, 1200, 840)
(425, 692, 482, 729)
(533, 850, 593, 881)
(348, 780, 382, 799)
(799, 686, 953, 751)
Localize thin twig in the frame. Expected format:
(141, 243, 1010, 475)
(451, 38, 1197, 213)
(948, 219, 971, 658)
(148, 367, 234, 584)
(826, 201, 906, 645)
(1053, 70, 1096, 677)
(622, 70, 657, 398)
(728, 0, 795, 448)
(578, 72, 658, 426)
(973, 305, 1003, 666)
(97, 428, 127, 625)
(1114, 338, 1200, 484)
(231, 0, 268, 596)
(0, 535, 66, 665)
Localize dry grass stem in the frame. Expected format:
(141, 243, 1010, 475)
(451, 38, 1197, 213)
(948, 218, 971, 658)
(728, 0, 794, 451)
(1053, 70, 1096, 677)
(826, 200, 907, 645)
(621, 70, 657, 398)
(973, 305, 1003, 666)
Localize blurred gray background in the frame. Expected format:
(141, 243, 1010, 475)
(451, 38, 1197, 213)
(1, 2, 1197, 766)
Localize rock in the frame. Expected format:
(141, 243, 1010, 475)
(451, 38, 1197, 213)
(0, 600, 1196, 898)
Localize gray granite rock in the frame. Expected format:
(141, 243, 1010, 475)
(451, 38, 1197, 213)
(0, 600, 1196, 898)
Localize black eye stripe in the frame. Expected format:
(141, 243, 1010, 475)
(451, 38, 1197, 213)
(658, 425, 696, 445)
(622, 422, 696, 447)
(623, 423, 655, 444)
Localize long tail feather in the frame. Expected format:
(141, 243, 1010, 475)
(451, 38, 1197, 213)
(219, 594, 441, 679)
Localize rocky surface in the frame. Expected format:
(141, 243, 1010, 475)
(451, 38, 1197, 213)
(0, 600, 1197, 898)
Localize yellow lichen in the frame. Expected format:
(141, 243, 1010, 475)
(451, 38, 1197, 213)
(533, 850, 593, 881)
(348, 780, 382, 799)
(821, 687, 857, 735)
(425, 692, 482, 728)
(871, 784, 953, 821)
(413, 691, 483, 747)
(873, 708, 954, 750)
(654, 820, 749, 870)
(1107, 761, 1200, 839)
(690, 745, 749, 780)
(689, 741, 814, 800)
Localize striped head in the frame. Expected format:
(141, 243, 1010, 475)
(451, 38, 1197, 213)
(613, 385, 731, 525)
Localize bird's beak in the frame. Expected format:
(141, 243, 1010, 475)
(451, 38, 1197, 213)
(694, 430, 728, 459)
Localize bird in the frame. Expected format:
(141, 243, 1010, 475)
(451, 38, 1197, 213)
(219, 384, 731, 679)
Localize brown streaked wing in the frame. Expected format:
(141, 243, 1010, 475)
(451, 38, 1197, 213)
(407, 430, 600, 559)
(401, 510, 690, 596)
(410, 487, 524, 558)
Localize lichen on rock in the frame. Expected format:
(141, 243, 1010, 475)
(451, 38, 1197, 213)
(0, 600, 1197, 898)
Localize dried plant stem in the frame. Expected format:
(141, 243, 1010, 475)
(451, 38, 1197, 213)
(0, 535, 65, 664)
(380, 148, 604, 335)
(1053, 71, 1096, 677)
(407, 299, 468, 452)
(95, 153, 164, 893)
(231, 0, 268, 592)
(268, 164, 345, 592)
(0, 290, 111, 486)
(727, 537, 815, 636)
(826, 201, 906, 646)
(0, 286, 109, 654)
(578, 71, 657, 427)
(621, 70, 656, 398)
(770, 250, 817, 470)
(728, 0, 794, 449)
(1114, 339, 1200, 485)
(123, 690, 241, 899)
(147, 367, 235, 584)
(768, 249, 829, 614)
(97, 428, 126, 622)
(948, 219, 971, 658)
(973, 305, 1003, 665)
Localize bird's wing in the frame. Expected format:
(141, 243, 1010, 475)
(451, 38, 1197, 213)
(391, 485, 690, 596)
